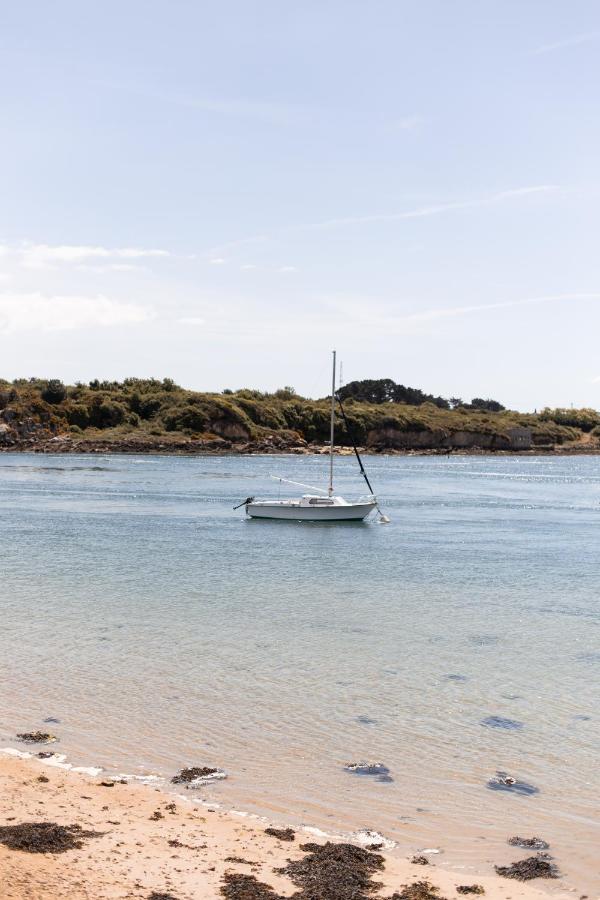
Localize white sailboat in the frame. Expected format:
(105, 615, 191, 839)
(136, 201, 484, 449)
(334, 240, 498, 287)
(235, 352, 386, 522)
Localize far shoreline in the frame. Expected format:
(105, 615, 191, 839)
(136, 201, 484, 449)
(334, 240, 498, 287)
(1, 442, 600, 457)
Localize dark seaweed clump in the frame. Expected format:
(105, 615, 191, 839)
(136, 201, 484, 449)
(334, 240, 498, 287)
(344, 762, 393, 783)
(277, 842, 385, 899)
(0, 822, 100, 854)
(264, 826, 295, 841)
(508, 836, 549, 851)
(486, 772, 539, 795)
(344, 762, 390, 776)
(495, 854, 558, 881)
(171, 766, 218, 784)
(480, 716, 523, 730)
(222, 841, 386, 899)
(456, 886, 485, 895)
(149, 893, 179, 900)
(221, 874, 281, 900)
(390, 881, 443, 900)
(410, 856, 430, 865)
(16, 732, 57, 744)
(221, 841, 449, 900)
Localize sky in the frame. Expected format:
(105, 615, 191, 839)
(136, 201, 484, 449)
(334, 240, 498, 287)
(1, 1, 599, 411)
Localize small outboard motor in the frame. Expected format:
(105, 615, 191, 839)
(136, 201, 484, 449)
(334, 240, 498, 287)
(233, 496, 255, 510)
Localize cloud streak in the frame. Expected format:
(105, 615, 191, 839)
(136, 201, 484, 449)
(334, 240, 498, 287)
(365, 292, 600, 334)
(0, 292, 153, 333)
(99, 82, 307, 126)
(532, 32, 600, 55)
(303, 185, 558, 230)
(0, 242, 170, 269)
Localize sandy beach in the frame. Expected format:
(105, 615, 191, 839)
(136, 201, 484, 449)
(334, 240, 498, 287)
(0, 751, 581, 900)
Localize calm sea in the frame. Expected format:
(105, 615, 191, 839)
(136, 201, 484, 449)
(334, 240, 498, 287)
(1, 452, 598, 887)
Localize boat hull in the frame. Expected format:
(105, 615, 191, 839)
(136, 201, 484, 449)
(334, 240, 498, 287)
(246, 501, 376, 521)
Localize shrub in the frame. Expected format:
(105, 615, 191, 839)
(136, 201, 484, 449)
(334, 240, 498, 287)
(540, 407, 600, 432)
(137, 393, 166, 420)
(41, 379, 67, 404)
(468, 398, 506, 412)
(88, 397, 128, 428)
(65, 403, 91, 428)
(163, 403, 209, 433)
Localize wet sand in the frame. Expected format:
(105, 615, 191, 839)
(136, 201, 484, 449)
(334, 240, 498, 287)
(0, 753, 577, 900)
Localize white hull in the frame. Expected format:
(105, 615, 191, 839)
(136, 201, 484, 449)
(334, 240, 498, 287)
(246, 499, 376, 521)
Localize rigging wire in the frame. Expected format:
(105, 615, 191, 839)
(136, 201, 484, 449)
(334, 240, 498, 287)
(336, 394, 390, 523)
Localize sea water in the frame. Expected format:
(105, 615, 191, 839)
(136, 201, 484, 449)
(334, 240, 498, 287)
(1, 453, 598, 887)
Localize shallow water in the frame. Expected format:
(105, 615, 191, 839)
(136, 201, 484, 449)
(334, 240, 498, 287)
(1, 452, 599, 888)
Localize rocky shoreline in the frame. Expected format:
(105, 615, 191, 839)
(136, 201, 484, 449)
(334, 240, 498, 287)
(1, 433, 599, 456)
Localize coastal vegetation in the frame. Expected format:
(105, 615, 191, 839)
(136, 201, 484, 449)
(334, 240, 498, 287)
(0, 376, 597, 453)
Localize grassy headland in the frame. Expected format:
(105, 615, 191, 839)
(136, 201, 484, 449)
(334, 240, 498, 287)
(1, 377, 599, 454)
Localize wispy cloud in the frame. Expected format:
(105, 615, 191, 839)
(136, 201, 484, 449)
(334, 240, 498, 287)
(238, 263, 298, 273)
(303, 185, 557, 230)
(194, 186, 558, 260)
(591, 374, 600, 384)
(532, 32, 600, 55)
(0, 242, 170, 270)
(394, 115, 425, 131)
(396, 292, 600, 326)
(0, 292, 153, 333)
(99, 82, 306, 126)
(177, 316, 205, 326)
(311, 291, 600, 337)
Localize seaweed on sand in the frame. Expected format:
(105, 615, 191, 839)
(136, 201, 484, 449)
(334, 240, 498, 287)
(495, 855, 558, 881)
(221, 874, 283, 899)
(0, 822, 101, 854)
(264, 826, 295, 842)
(277, 841, 385, 899)
(410, 856, 430, 865)
(171, 766, 220, 784)
(149, 893, 180, 900)
(456, 886, 485, 894)
(221, 840, 387, 900)
(17, 732, 57, 744)
(221, 840, 446, 900)
(389, 881, 443, 900)
(507, 836, 549, 850)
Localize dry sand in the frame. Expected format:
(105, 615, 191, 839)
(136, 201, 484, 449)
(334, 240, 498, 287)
(0, 753, 579, 900)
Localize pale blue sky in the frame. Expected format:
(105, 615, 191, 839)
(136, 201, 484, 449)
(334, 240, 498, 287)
(1, 1, 599, 409)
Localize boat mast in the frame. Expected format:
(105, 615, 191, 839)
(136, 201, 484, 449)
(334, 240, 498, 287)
(329, 349, 336, 496)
